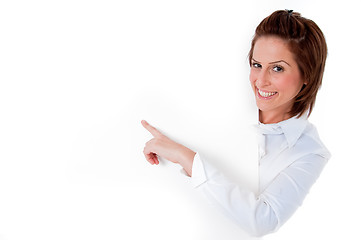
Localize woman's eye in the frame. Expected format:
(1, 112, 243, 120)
(273, 66, 284, 72)
(252, 63, 262, 68)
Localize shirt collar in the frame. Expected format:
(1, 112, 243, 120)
(257, 113, 309, 148)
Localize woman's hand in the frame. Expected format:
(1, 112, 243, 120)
(141, 120, 195, 176)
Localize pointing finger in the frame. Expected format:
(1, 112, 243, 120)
(141, 120, 162, 138)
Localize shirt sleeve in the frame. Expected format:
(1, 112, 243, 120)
(191, 152, 328, 237)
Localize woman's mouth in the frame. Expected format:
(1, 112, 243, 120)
(257, 88, 278, 99)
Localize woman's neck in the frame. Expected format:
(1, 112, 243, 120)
(259, 110, 292, 124)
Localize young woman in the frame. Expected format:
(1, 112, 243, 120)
(141, 10, 330, 237)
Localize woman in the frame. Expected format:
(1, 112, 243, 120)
(141, 10, 330, 237)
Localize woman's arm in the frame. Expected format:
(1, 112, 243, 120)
(192, 152, 327, 237)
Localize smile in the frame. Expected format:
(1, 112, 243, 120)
(257, 88, 278, 98)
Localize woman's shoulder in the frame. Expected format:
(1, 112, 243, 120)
(298, 122, 331, 160)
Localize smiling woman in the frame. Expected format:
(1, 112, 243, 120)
(142, 10, 330, 237)
(248, 10, 327, 120)
(250, 36, 305, 123)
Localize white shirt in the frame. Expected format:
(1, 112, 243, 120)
(190, 114, 330, 237)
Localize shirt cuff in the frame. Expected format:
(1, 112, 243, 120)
(190, 152, 208, 188)
(180, 152, 216, 188)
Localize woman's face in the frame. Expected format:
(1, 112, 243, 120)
(249, 36, 305, 123)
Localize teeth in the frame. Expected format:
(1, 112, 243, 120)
(258, 89, 277, 97)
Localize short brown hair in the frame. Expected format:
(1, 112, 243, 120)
(248, 10, 328, 118)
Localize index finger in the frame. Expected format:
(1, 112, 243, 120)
(141, 120, 162, 137)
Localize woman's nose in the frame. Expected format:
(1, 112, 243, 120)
(256, 70, 271, 87)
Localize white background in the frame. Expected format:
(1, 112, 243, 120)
(0, 0, 360, 239)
